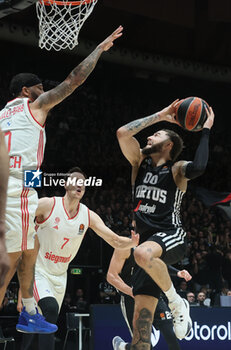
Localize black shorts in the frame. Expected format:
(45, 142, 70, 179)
(132, 227, 187, 297)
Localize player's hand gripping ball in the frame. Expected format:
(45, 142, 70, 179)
(175, 97, 209, 132)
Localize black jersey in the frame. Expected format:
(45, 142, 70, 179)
(134, 158, 184, 241)
(119, 249, 135, 289)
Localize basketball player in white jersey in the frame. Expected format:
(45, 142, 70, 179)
(0, 26, 123, 333)
(18, 167, 139, 349)
(0, 129, 10, 287)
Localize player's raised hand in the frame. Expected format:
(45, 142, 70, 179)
(203, 106, 215, 129)
(98, 25, 123, 52)
(159, 99, 180, 124)
(131, 230, 140, 247)
(177, 269, 192, 282)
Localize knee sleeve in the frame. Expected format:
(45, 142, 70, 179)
(38, 297, 59, 323)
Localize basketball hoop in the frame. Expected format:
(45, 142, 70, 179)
(36, 0, 98, 51)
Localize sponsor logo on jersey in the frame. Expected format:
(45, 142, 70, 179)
(53, 217, 60, 230)
(159, 166, 170, 175)
(0, 104, 24, 121)
(44, 251, 72, 264)
(138, 203, 156, 214)
(78, 224, 85, 235)
(24, 170, 42, 188)
(160, 311, 172, 320)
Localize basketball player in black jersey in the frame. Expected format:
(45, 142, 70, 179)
(107, 247, 192, 350)
(114, 100, 214, 349)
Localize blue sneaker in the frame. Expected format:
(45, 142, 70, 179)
(16, 307, 58, 334)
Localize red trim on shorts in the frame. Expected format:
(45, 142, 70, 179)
(37, 130, 44, 169)
(62, 197, 80, 220)
(27, 100, 45, 128)
(33, 281, 40, 303)
(87, 208, 90, 227)
(36, 197, 56, 224)
(134, 200, 142, 212)
(21, 189, 30, 251)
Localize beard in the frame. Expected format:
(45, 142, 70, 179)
(141, 140, 165, 155)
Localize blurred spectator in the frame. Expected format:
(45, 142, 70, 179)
(71, 288, 88, 313)
(222, 251, 231, 289)
(196, 292, 208, 307)
(98, 279, 118, 304)
(186, 292, 197, 306)
(177, 281, 189, 299)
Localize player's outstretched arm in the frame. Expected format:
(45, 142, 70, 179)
(175, 106, 215, 180)
(31, 26, 123, 121)
(117, 100, 179, 165)
(107, 249, 134, 298)
(89, 211, 139, 249)
(0, 129, 10, 287)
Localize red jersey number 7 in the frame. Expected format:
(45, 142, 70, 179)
(61, 238, 70, 249)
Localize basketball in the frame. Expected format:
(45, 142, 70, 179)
(175, 97, 209, 132)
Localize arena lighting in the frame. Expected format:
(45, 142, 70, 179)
(1, 20, 231, 83)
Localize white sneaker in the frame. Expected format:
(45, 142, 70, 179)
(112, 336, 127, 350)
(169, 297, 192, 339)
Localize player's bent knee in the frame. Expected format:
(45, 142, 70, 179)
(134, 246, 149, 267)
(134, 246, 157, 267)
(38, 297, 59, 323)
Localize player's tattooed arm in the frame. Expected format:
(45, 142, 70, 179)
(32, 26, 123, 115)
(117, 100, 179, 166)
(118, 99, 179, 138)
(131, 308, 153, 350)
(119, 113, 161, 138)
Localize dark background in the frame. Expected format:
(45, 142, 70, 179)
(0, 2, 231, 346)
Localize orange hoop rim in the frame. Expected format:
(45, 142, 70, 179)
(41, 0, 96, 6)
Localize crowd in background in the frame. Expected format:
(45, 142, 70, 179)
(0, 62, 231, 323)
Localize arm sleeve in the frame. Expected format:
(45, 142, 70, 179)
(168, 265, 179, 277)
(185, 128, 210, 179)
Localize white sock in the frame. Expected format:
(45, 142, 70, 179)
(22, 297, 36, 315)
(119, 342, 127, 350)
(164, 283, 179, 304)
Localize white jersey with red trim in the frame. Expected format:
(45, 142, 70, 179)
(35, 196, 90, 276)
(0, 97, 46, 180)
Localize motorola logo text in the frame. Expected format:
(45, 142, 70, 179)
(185, 321, 231, 341)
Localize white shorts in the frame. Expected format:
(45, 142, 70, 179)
(33, 269, 67, 310)
(5, 176, 38, 253)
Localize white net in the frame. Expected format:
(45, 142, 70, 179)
(36, 0, 98, 51)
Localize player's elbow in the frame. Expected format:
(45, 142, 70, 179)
(106, 272, 113, 284)
(116, 127, 128, 139)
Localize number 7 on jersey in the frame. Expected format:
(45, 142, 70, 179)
(61, 238, 70, 249)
